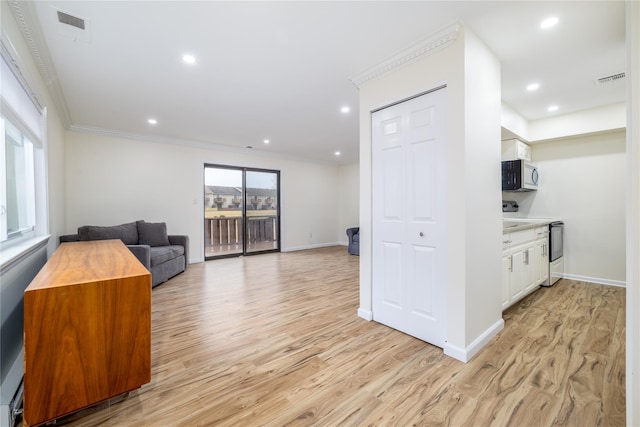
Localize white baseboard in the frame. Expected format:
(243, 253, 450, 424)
(192, 243, 345, 261)
(443, 318, 504, 363)
(358, 308, 373, 321)
(281, 242, 343, 252)
(561, 273, 626, 288)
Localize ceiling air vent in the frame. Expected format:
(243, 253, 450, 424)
(57, 11, 85, 30)
(594, 72, 625, 86)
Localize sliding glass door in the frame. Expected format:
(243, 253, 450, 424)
(204, 165, 280, 259)
(204, 166, 244, 258)
(245, 170, 279, 254)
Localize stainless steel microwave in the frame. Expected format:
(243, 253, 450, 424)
(502, 160, 539, 192)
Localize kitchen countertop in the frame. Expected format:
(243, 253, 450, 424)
(502, 218, 560, 233)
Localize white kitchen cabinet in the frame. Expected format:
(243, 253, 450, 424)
(501, 252, 510, 309)
(510, 247, 526, 300)
(533, 226, 549, 286)
(501, 138, 531, 161)
(523, 246, 536, 293)
(502, 225, 549, 310)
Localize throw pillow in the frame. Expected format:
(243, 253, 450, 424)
(137, 221, 171, 247)
(78, 222, 139, 245)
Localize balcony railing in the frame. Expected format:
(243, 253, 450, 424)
(204, 209, 278, 256)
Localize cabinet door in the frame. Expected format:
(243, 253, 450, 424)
(517, 141, 531, 161)
(540, 239, 549, 283)
(532, 241, 542, 285)
(510, 249, 524, 300)
(523, 247, 536, 292)
(502, 253, 511, 309)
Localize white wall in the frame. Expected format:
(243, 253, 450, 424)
(337, 163, 359, 244)
(528, 103, 626, 142)
(357, 25, 503, 362)
(64, 132, 342, 261)
(504, 131, 626, 285)
(463, 29, 503, 346)
(626, 2, 640, 423)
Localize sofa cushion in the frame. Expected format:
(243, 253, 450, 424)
(78, 222, 139, 245)
(149, 245, 185, 267)
(137, 221, 170, 247)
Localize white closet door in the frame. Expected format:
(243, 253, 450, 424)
(372, 87, 447, 348)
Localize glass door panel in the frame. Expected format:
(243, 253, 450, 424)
(204, 167, 243, 258)
(245, 170, 279, 254)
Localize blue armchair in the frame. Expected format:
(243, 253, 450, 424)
(346, 227, 359, 256)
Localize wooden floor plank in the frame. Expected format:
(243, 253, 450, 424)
(27, 246, 624, 427)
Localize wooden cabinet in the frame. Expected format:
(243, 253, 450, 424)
(502, 225, 549, 310)
(23, 240, 152, 426)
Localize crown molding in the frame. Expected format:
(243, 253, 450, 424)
(8, 0, 72, 128)
(68, 125, 344, 166)
(350, 22, 462, 88)
(69, 124, 225, 151)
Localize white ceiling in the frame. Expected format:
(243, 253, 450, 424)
(16, 1, 626, 164)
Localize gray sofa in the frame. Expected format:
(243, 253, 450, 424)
(59, 220, 189, 287)
(346, 227, 359, 256)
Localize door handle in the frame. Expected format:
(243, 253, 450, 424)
(419, 232, 424, 237)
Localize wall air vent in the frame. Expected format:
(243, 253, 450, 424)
(57, 11, 85, 30)
(593, 72, 625, 86)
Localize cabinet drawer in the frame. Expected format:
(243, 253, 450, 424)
(509, 228, 535, 246)
(502, 233, 511, 251)
(535, 226, 549, 239)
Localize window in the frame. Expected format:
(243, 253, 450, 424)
(1, 43, 46, 249)
(1, 117, 36, 242)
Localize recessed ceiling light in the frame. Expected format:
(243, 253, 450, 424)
(334, 151, 341, 156)
(182, 54, 196, 64)
(263, 139, 270, 144)
(148, 118, 157, 125)
(340, 106, 350, 114)
(526, 83, 540, 91)
(540, 16, 559, 29)
(548, 105, 559, 112)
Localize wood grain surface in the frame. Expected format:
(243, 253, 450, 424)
(36, 246, 624, 427)
(23, 240, 151, 426)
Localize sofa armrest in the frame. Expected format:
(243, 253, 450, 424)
(168, 235, 189, 269)
(127, 245, 151, 270)
(346, 227, 359, 239)
(59, 234, 81, 243)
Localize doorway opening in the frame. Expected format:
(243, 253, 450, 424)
(204, 165, 280, 259)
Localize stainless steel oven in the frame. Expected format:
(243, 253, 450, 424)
(548, 221, 564, 285)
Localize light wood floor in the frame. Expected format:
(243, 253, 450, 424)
(40, 246, 625, 426)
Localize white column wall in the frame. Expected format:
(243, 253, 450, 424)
(626, 0, 640, 424)
(463, 30, 503, 347)
(358, 26, 502, 360)
(357, 32, 465, 341)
